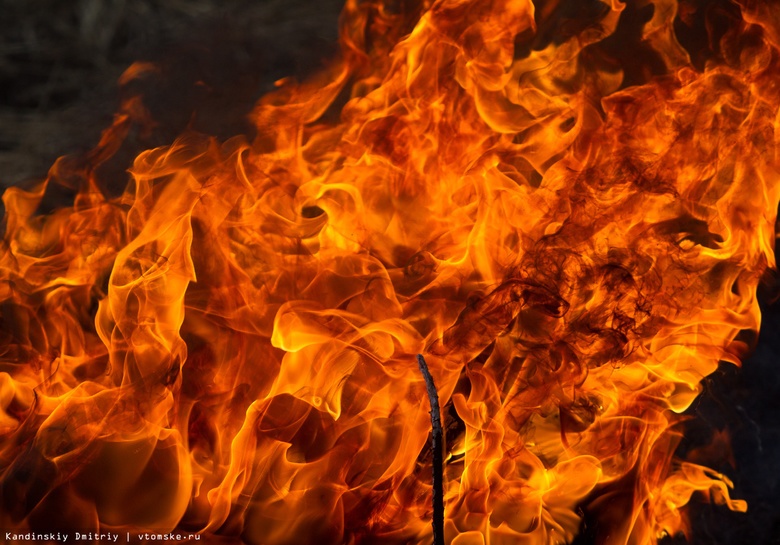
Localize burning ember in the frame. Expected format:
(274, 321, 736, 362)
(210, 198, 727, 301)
(1, 0, 778, 543)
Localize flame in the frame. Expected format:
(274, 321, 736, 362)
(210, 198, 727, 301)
(1, 0, 777, 543)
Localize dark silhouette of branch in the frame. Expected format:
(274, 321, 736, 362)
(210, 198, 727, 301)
(417, 353, 445, 545)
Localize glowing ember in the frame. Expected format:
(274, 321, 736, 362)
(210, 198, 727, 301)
(1, 0, 777, 543)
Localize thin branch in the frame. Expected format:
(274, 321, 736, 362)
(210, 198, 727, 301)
(417, 353, 445, 545)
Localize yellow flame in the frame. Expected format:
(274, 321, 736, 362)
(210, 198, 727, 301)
(2, 0, 778, 543)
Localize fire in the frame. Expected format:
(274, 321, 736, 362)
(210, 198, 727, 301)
(1, 0, 777, 543)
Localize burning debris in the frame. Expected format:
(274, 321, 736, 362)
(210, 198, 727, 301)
(417, 354, 445, 545)
(1, 0, 779, 544)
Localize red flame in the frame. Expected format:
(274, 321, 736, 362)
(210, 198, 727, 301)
(2, 0, 778, 543)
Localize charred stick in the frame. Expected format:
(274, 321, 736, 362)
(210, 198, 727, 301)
(416, 354, 445, 545)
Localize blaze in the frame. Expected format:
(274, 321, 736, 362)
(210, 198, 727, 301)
(1, 0, 777, 543)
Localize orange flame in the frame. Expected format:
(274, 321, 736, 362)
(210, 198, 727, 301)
(1, 0, 777, 543)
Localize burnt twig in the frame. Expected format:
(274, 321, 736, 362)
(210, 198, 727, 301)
(417, 353, 445, 545)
